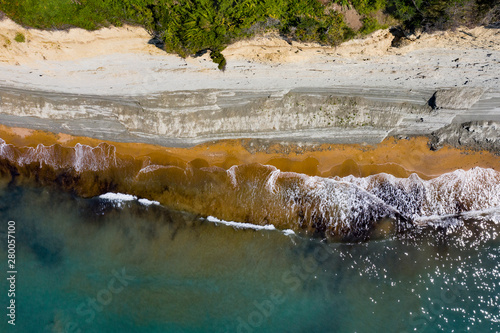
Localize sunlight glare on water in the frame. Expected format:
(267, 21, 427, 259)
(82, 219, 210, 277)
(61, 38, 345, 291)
(0, 184, 498, 332)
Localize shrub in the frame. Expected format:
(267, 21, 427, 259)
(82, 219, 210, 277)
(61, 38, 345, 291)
(14, 32, 25, 43)
(386, 0, 499, 32)
(351, 0, 387, 15)
(360, 16, 386, 34)
(210, 49, 227, 71)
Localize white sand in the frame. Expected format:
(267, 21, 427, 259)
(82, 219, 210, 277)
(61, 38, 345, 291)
(0, 17, 499, 96)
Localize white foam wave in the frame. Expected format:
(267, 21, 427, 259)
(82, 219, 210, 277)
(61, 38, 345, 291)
(226, 166, 500, 235)
(206, 216, 276, 230)
(73, 143, 117, 172)
(136, 164, 185, 179)
(99, 192, 160, 208)
(206, 215, 295, 236)
(226, 165, 238, 188)
(138, 198, 160, 206)
(0, 140, 118, 172)
(265, 168, 281, 194)
(0, 139, 17, 162)
(137, 164, 166, 174)
(99, 192, 136, 208)
(341, 167, 500, 220)
(99, 192, 137, 201)
(414, 207, 500, 226)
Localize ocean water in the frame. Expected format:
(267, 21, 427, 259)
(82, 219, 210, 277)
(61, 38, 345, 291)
(0, 184, 499, 333)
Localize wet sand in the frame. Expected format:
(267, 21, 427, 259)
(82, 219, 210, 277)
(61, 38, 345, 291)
(1, 125, 499, 179)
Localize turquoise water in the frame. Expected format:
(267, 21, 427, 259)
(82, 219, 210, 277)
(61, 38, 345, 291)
(0, 184, 499, 333)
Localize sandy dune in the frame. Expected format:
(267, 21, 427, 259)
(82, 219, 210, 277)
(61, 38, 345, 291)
(1, 17, 499, 65)
(0, 18, 165, 65)
(224, 26, 500, 63)
(0, 17, 498, 149)
(0, 16, 498, 97)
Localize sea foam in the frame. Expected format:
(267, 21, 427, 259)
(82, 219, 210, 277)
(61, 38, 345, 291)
(206, 216, 295, 236)
(99, 192, 160, 208)
(1, 137, 499, 239)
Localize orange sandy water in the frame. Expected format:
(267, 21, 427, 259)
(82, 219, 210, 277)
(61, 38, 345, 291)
(1, 124, 499, 180)
(1, 124, 499, 240)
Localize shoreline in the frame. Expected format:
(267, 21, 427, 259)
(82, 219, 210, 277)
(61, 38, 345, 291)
(1, 124, 499, 239)
(0, 84, 498, 152)
(0, 17, 499, 178)
(0, 18, 499, 153)
(1, 124, 499, 180)
(0, 9, 499, 331)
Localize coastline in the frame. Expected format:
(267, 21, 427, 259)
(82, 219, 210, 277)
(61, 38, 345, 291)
(1, 124, 500, 179)
(1, 7, 500, 332)
(0, 17, 499, 238)
(1, 125, 500, 240)
(0, 17, 499, 151)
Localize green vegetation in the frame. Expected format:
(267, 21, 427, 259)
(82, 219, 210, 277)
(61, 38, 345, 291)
(0, 0, 130, 30)
(352, 0, 387, 15)
(386, 0, 499, 31)
(14, 32, 25, 43)
(360, 16, 386, 34)
(0, 0, 498, 68)
(137, 0, 358, 69)
(2, 37, 11, 48)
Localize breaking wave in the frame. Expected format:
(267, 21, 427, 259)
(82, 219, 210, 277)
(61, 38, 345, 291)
(0, 139, 499, 241)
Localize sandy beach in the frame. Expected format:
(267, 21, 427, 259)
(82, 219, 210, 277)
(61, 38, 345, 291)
(0, 17, 499, 150)
(0, 17, 499, 94)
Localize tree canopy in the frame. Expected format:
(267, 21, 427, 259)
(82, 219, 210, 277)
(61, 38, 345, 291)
(0, 0, 497, 69)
